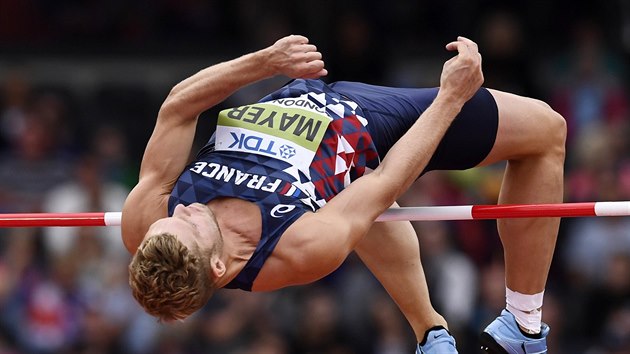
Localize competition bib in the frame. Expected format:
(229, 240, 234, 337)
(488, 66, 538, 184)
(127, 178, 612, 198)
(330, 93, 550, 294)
(215, 94, 332, 172)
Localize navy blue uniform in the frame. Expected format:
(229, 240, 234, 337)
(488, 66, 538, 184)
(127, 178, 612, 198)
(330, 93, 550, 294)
(169, 79, 498, 291)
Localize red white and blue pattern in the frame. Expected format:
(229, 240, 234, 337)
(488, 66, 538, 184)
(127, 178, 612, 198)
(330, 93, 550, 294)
(261, 79, 379, 210)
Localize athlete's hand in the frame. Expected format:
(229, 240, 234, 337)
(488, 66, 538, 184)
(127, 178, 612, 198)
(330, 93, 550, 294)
(437, 36, 484, 107)
(264, 35, 328, 79)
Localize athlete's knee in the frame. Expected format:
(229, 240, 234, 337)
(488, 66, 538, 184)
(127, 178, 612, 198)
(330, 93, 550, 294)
(531, 98, 566, 157)
(545, 105, 566, 158)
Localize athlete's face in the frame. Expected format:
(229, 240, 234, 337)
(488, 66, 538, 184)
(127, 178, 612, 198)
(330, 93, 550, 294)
(146, 203, 222, 253)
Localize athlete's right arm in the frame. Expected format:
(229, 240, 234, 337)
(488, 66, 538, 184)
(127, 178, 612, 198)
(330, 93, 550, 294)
(262, 37, 484, 288)
(121, 35, 327, 253)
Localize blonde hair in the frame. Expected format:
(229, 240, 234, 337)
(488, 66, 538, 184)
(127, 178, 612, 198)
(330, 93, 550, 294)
(128, 233, 213, 321)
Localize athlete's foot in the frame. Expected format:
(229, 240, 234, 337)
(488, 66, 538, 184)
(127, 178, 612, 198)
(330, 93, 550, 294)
(479, 309, 549, 354)
(416, 326, 458, 354)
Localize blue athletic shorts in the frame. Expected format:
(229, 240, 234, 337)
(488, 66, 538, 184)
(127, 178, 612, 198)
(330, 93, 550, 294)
(329, 81, 499, 174)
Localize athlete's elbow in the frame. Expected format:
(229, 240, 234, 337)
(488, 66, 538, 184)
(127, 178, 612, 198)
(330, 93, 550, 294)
(158, 92, 194, 125)
(121, 232, 139, 255)
(166, 78, 188, 100)
(160, 89, 184, 115)
(370, 169, 408, 206)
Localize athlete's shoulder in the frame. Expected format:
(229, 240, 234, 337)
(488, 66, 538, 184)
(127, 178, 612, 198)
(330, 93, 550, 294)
(122, 179, 170, 253)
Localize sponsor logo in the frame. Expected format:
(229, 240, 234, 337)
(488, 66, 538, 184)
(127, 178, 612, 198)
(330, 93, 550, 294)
(270, 204, 296, 218)
(227, 132, 296, 159)
(278, 144, 296, 159)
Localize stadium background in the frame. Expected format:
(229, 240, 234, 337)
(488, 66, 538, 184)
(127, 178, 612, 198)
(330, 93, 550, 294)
(1, 0, 630, 353)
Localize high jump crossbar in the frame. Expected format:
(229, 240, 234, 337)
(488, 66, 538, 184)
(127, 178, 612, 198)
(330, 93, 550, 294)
(0, 201, 629, 228)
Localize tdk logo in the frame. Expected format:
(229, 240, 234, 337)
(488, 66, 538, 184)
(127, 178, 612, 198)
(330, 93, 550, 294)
(278, 144, 296, 159)
(229, 132, 296, 159)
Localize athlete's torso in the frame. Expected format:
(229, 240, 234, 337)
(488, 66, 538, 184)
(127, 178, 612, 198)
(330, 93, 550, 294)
(168, 79, 379, 290)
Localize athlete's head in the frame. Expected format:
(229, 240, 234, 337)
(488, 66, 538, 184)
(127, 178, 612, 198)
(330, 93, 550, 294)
(128, 203, 225, 321)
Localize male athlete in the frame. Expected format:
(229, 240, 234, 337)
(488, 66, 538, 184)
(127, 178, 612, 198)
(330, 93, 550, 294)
(122, 34, 566, 354)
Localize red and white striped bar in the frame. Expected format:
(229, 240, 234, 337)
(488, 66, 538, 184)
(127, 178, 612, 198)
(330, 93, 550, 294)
(376, 201, 630, 222)
(0, 201, 628, 227)
(0, 212, 122, 227)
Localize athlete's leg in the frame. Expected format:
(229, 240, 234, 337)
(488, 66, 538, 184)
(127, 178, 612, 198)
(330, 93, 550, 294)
(353, 208, 447, 341)
(477, 89, 566, 296)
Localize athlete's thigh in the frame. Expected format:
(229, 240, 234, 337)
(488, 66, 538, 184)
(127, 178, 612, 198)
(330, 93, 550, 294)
(477, 89, 565, 166)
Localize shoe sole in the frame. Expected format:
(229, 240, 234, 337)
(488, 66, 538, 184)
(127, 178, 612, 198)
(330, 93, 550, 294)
(479, 332, 509, 354)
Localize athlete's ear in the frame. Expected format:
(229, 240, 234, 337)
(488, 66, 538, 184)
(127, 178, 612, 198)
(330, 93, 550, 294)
(210, 256, 226, 278)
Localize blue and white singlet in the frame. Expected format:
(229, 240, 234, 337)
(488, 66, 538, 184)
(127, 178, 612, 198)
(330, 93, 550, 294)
(168, 79, 379, 291)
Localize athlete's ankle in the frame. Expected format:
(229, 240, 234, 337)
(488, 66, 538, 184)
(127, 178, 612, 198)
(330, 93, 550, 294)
(419, 325, 449, 346)
(506, 287, 544, 334)
(514, 320, 544, 339)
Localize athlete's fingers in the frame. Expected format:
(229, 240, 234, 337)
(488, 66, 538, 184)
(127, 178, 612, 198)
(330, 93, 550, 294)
(298, 59, 327, 78)
(302, 68, 328, 79)
(298, 44, 318, 53)
(456, 36, 479, 52)
(445, 41, 471, 58)
(288, 34, 309, 44)
(305, 59, 325, 72)
(445, 41, 474, 56)
(445, 36, 479, 56)
(302, 51, 323, 62)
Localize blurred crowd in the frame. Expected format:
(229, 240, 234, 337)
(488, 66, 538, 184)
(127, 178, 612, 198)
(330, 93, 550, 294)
(1, 1, 630, 353)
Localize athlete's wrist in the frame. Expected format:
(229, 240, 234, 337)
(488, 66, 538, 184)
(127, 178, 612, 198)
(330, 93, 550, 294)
(250, 48, 278, 78)
(432, 91, 465, 118)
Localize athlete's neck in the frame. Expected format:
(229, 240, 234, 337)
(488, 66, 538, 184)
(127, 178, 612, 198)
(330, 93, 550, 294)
(207, 198, 262, 288)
